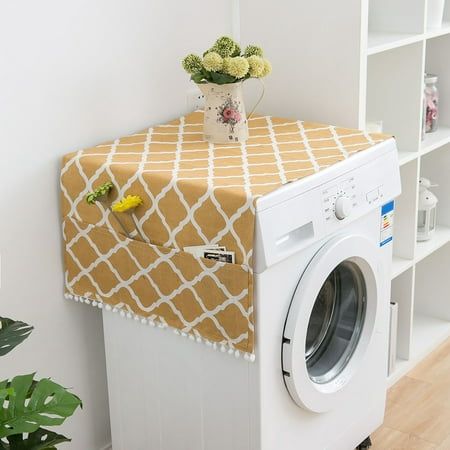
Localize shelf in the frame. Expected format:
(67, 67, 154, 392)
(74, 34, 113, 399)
(426, 22, 450, 40)
(398, 151, 418, 166)
(421, 126, 450, 155)
(366, 22, 450, 55)
(391, 255, 414, 279)
(367, 31, 423, 55)
(412, 313, 450, 361)
(388, 314, 450, 386)
(415, 226, 450, 263)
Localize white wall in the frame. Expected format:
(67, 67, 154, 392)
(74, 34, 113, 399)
(0, 1, 232, 448)
(240, 0, 366, 129)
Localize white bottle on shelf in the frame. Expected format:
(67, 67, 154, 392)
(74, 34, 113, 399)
(388, 302, 399, 376)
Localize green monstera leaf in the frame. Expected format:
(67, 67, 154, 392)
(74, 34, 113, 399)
(0, 318, 33, 357)
(0, 388, 14, 403)
(0, 428, 70, 450)
(0, 374, 82, 439)
(0, 317, 82, 448)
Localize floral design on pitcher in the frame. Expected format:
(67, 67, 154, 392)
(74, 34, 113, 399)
(217, 96, 242, 138)
(181, 36, 271, 143)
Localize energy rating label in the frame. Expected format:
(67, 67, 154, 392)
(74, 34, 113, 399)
(380, 201, 395, 247)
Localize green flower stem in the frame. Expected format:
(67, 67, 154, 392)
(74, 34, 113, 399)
(111, 210, 132, 238)
(95, 197, 131, 238)
(130, 213, 148, 242)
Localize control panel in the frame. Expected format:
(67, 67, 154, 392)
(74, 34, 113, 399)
(322, 177, 357, 222)
(254, 141, 401, 273)
(322, 175, 386, 224)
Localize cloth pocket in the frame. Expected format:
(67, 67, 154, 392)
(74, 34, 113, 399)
(63, 216, 254, 354)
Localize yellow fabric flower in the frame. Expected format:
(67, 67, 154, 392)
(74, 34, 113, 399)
(112, 195, 143, 213)
(247, 55, 265, 78)
(224, 56, 249, 79)
(222, 57, 232, 73)
(202, 52, 223, 72)
(261, 58, 272, 77)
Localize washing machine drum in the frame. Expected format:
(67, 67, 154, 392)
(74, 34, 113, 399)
(305, 261, 366, 384)
(282, 235, 380, 413)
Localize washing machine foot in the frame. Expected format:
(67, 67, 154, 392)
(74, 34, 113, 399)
(356, 436, 372, 449)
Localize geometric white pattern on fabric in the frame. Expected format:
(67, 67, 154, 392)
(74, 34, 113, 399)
(61, 111, 391, 355)
(63, 216, 251, 348)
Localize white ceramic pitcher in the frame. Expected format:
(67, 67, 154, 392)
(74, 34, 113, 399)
(198, 81, 264, 144)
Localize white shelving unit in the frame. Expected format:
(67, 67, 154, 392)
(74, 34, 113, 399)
(241, 0, 450, 387)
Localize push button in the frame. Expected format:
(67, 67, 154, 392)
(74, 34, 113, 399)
(366, 189, 379, 203)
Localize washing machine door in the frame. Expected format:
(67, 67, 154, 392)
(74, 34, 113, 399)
(282, 234, 381, 413)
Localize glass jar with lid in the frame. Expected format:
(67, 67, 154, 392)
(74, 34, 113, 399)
(424, 74, 439, 134)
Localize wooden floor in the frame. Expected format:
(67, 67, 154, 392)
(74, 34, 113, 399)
(371, 338, 450, 449)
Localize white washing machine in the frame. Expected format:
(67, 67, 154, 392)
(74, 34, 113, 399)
(103, 138, 401, 450)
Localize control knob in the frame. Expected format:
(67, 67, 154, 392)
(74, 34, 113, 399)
(335, 196, 352, 220)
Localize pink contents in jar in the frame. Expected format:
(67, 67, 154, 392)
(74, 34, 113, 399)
(424, 74, 439, 134)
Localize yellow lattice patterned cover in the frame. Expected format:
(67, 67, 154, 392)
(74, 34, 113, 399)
(61, 111, 391, 356)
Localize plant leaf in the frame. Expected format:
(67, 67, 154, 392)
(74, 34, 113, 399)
(0, 387, 15, 417)
(0, 427, 70, 449)
(0, 375, 82, 439)
(190, 72, 205, 83)
(209, 72, 237, 85)
(0, 319, 33, 357)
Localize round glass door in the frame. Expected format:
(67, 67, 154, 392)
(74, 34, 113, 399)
(305, 261, 366, 384)
(281, 234, 380, 413)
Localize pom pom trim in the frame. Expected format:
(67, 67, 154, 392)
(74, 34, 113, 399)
(64, 293, 255, 362)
